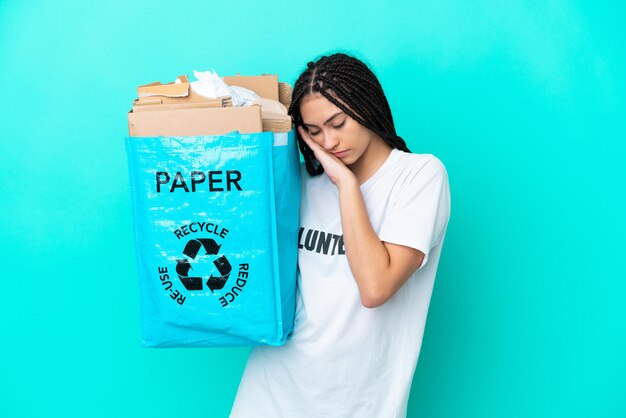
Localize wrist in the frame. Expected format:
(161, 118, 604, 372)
(335, 171, 359, 190)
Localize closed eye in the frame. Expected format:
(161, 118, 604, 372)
(305, 119, 345, 136)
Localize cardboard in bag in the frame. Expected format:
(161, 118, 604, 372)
(127, 74, 292, 137)
(133, 75, 233, 111)
(223, 75, 279, 101)
(137, 74, 190, 98)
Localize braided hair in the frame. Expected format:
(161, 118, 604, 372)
(288, 53, 410, 176)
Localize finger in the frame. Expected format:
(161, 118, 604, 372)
(298, 126, 313, 146)
(297, 125, 307, 139)
(298, 126, 322, 154)
(296, 126, 342, 167)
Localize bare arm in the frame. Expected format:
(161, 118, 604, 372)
(299, 127, 425, 308)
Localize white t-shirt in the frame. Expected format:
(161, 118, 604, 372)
(230, 149, 451, 418)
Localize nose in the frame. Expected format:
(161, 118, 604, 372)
(322, 131, 339, 151)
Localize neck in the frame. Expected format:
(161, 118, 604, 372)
(349, 136, 392, 185)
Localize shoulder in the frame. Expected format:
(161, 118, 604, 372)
(393, 150, 446, 171)
(388, 150, 448, 187)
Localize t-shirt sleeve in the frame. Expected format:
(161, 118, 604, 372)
(378, 155, 451, 270)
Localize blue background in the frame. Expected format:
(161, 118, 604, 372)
(1, 1, 624, 417)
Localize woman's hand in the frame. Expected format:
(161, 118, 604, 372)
(298, 126, 356, 186)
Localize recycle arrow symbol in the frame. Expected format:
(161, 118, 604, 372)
(176, 238, 232, 292)
(183, 238, 221, 258)
(176, 259, 202, 291)
(207, 255, 232, 293)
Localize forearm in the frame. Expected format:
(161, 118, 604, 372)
(337, 175, 392, 306)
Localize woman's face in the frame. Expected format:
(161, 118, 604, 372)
(299, 92, 387, 170)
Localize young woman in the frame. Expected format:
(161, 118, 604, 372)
(230, 53, 451, 418)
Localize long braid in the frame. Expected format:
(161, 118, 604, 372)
(288, 53, 410, 176)
(288, 66, 322, 175)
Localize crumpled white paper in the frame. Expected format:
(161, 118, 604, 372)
(187, 69, 289, 116)
(190, 70, 259, 106)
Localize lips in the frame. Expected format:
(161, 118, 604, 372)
(333, 150, 349, 158)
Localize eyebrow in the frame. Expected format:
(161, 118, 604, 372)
(302, 112, 345, 128)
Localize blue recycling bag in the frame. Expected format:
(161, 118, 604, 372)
(125, 130, 300, 348)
